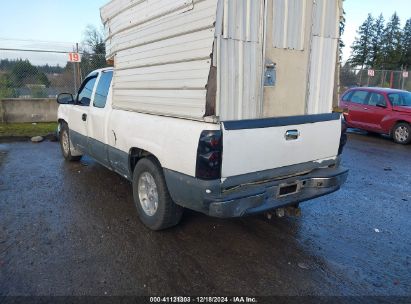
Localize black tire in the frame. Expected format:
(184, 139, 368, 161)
(59, 123, 82, 161)
(132, 157, 183, 230)
(392, 123, 411, 145)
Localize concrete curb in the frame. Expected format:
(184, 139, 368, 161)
(0, 136, 31, 143)
(0, 133, 58, 143)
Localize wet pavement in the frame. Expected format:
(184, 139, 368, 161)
(0, 131, 410, 298)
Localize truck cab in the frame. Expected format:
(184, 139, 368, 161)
(58, 69, 114, 167)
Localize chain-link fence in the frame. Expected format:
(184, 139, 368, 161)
(2, 46, 410, 101)
(0, 48, 110, 99)
(340, 67, 411, 92)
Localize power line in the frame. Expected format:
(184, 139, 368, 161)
(0, 47, 84, 54)
(0, 37, 75, 45)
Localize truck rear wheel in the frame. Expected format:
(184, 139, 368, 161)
(60, 123, 82, 161)
(132, 157, 183, 230)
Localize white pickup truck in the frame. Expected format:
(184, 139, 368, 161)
(57, 67, 347, 230)
(57, 0, 348, 230)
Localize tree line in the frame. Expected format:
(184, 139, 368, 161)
(0, 59, 53, 98)
(349, 13, 411, 70)
(0, 59, 64, 75)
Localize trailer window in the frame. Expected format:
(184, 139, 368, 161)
(94, 71, 113, 108)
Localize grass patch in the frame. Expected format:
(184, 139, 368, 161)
(0, 122, 58, 137)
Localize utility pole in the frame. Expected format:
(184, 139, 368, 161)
(73, 45, 78, 93)
(76, 43, 82, 86)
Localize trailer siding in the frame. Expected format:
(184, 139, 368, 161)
(216, 0, 265, 121)
(101, 0, 341, 121)
(101, 0, 218, 120)
(306, 0, 341, 114)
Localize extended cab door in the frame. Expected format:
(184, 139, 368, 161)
(68, 74, 98, 152)
(87, 70, 113, 167)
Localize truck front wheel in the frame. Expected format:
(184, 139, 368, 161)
(60, 123, 82, 161)
(132, 157, 183, 230)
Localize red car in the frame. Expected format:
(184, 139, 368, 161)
(340, 87, 411, 144)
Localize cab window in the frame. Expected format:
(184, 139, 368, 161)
(77, 77, 97, 106)
(368, 93, 386, 107)
(350, 90, 369, 104)
(93, 71, 113, 108)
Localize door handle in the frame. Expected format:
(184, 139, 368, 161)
(285, 130, 300, 141)
(82, 113, 87, 121)
(363, 107, 368, 110)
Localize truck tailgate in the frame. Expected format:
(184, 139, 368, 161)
(221, 113, 342, 178)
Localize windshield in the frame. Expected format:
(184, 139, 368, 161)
(388, 92, 411, 107)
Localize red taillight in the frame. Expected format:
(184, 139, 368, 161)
(200, 151, 219, 163)
(196, 130, 222, 180)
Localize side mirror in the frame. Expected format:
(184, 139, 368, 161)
(376, 103, 387, 109)
(57, 93, 74, 104)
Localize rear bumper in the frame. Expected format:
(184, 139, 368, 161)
(164, 162, 348, 218)
(208, 166, 348, 218)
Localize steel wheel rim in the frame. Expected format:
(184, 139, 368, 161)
(395, 126, 409, 142)
(62, 130, 70, 155)
(138, 172, 159, 217)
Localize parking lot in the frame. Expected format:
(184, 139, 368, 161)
(0, 131, 410, 298)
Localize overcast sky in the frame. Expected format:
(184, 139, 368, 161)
(0, 0, 106, 65)
(0, 0, 410, 65)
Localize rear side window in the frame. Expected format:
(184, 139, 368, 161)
(350, 90, 369, 104)
(77, 77, 97, 106)
(93, 71, 113, 108)
(368, 93, 386, 106)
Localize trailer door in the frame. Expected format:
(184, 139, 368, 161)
(262, 0, 340, 117)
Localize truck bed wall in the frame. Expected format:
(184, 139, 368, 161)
(107, 109, 220, 177)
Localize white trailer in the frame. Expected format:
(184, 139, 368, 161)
(100, 0, 342, 120)
(57, 0, 348, 230)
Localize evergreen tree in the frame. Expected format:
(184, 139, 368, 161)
(381, 13, 403, 69)
(370, 14, 385, 68)
(401, 18, 411, 69)
(339, 2, 346, 62)
(11, 60, 39, 87)
(349, 14, 374, 68)
(82, 25, 106, 55)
